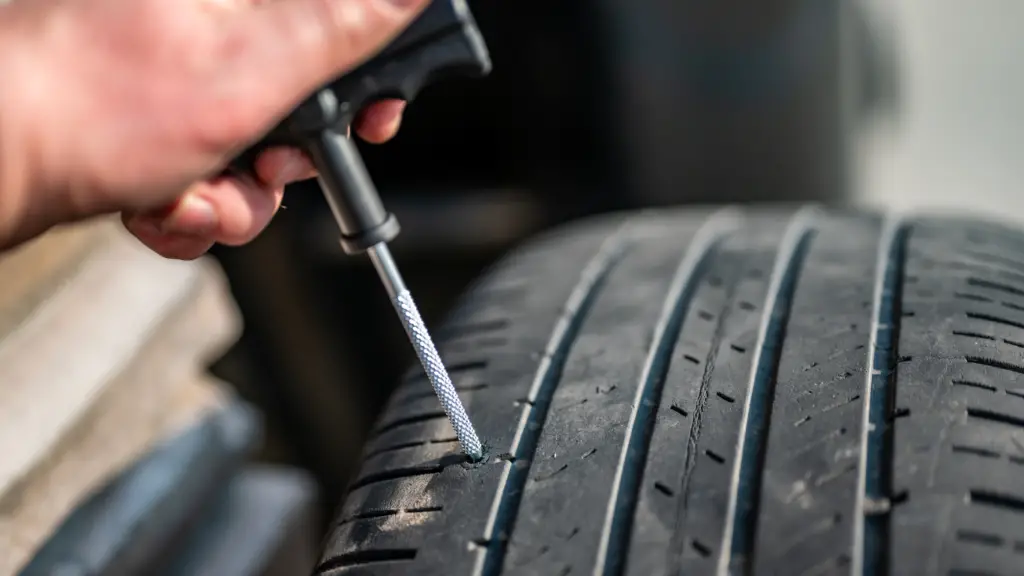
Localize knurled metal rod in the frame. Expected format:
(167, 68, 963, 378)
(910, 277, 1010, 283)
(367, 242, 484, 460)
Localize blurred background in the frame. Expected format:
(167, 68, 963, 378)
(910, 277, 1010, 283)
(855, 0, 1024, 219)
(202, 0, 1024, 538)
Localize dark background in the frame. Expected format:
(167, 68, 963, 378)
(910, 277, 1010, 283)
(207, 0, 898, 530)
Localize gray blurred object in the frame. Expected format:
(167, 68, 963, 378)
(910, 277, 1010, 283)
(20, 403, 260, 576)
(854, 1, 1024, 218)
(158, 466, 319, 576)
(852, 0, 900, 124)
(22, 400, 319, 576)
(540, 0, 901, 207)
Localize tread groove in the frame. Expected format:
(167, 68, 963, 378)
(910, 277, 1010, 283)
(1002, 300, 1024, 312)
(365, 441, 427, 458)
(317, 549, 417, 571)
(963, 248, 1024, 273)
(705, 449, 726, 464)
(952, 379, 998, 392)
(654, 482, 675, 497)
(364, 438, 461, 460)
(349, 466, 444, 491)
(374, 412, 449, 435)
(1002, 338, 1024, 349)
(339, 506, 443, 525)
(967, 277, 1024, 298)
(406, 360, 488, 384)
(437, 319, 511, 341)
(965, 312, 1024, 332)
(951, 445, 1000, 459)
(946, 260, 1024, 283)
(966, 407, 1024, 429)
(396, 382, 490, 405)
(595, 215, 731, 576)
(721, 211, 818, 573)
(956, 530, 1004, 548)
(954, 292, 993, 303)
(952, 330, 994, 341)
(965, 356, 1024, 377)
(478, 224, 634, 576)
(969, 489, 1024, 513)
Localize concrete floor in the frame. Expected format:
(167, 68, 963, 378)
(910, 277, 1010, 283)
(854, 0, 1024, 225)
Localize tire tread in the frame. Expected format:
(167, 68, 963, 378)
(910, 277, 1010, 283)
(314, 209, 1024, 576)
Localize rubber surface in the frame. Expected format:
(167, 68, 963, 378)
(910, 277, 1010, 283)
(316, 207, 1024, 575)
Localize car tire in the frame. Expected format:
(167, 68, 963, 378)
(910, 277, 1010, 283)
(314, 206, 1024, 575)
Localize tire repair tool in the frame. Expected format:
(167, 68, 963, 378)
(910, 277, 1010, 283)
(227, 0, 491, 461)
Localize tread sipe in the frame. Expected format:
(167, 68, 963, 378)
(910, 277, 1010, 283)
(315, 207, 1024, 576)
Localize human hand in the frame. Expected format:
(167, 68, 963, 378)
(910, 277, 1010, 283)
(0, 0, 427, 259)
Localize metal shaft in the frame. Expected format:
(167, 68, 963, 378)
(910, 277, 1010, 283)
(306, 129, 483, 460)
(366, 243, 484, 460)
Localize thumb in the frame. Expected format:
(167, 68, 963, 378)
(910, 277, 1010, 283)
(230, 0, 428, 124)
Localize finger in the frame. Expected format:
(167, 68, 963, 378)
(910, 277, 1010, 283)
(196, 176, 285, 246)
(230, 0, 428, 128)
(128, 193, 220, 238)
(125, 177, 283, 248)
(123, 214, 216, 260)
(354, 99, 406, 143)
(254, 147, 317, 186)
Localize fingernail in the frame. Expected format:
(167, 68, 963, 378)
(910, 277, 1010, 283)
(159, 194, 219, 236)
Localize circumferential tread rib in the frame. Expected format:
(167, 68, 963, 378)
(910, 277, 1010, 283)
(621, 212, 800, 576)
(596, 210, 741, 575)
(719, 208, 819, 575)
(481, 210, 740, 576)
(475, 220, 636, 576)
(751, 214, 889, 576)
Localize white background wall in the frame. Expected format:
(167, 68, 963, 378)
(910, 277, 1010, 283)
(855, 1, 1024, 224)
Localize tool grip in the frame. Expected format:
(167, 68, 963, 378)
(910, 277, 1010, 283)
(228, 0, 490, 172)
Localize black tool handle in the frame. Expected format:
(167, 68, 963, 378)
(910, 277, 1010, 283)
(308, 130, 403, 253)
(230, 0, 491, 165)
(225, 0, 490, 253)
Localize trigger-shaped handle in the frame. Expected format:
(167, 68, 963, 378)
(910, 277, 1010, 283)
(226, 0, 491, 176)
